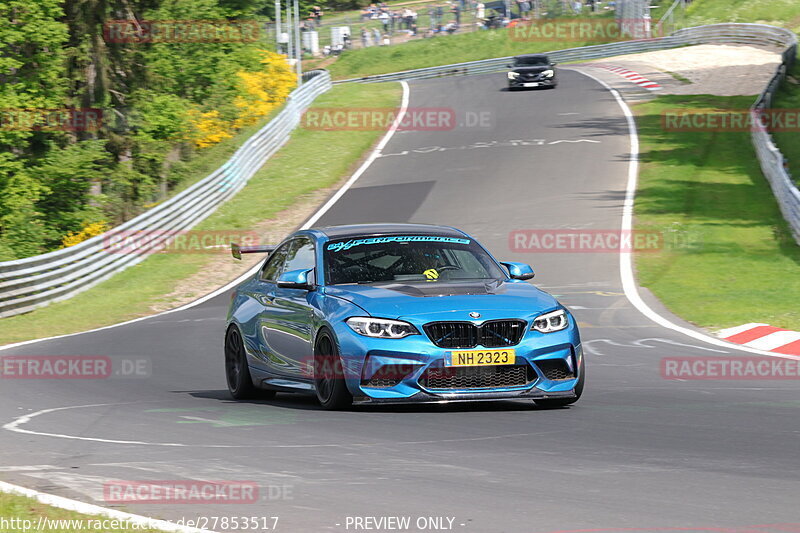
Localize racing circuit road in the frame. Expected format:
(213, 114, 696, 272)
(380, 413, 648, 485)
(2, 70, 800, 532)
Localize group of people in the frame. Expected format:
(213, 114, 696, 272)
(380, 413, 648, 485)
(352, 0, 479, 46)
(316, 0, 613, 55)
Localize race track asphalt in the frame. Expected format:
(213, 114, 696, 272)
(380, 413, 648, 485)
(1, 70, 799, 533)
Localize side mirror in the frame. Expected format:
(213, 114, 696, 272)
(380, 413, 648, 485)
(500, 261, 535, 280)
(277, 268, 315, 290)
(507, 64, 513, 68)
(551, 62, 557, 66)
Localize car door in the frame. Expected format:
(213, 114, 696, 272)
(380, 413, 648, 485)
(258, 237, 316, 379)
(245, 241, 289, 375)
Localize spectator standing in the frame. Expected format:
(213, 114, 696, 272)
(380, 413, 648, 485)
(429, 5, 437, 29)
(476, 1, 485, 20)
(372, 27, 381, 45)
(379, 10, 390, 32)
(402, 8, 413, 29)
(310, 6, 323, 26)
(518, 0, 531, 19)
(360, 27, 368, 47)
(451, 2, 461, 25)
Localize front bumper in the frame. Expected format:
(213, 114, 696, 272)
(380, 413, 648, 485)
(508, 76, 556, 88)
(353, 388, 577, 405)
(332, 317, 582, 404)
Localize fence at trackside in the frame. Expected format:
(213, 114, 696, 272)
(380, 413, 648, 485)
(751, 38, 800, 245)
(336, 23, 800, 246)
(1, 24, 798, 319)
(0, 70, 332, 319)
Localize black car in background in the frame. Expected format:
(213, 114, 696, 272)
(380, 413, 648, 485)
(507, 54, 558, 89)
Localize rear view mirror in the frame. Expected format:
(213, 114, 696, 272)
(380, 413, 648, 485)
(277, 268, 315, 290)
(500, 261, 535, 280)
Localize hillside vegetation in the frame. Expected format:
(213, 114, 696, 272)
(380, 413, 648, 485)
(0, 0, 295, 260)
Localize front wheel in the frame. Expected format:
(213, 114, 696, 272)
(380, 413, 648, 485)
(314, 331, 353, 410)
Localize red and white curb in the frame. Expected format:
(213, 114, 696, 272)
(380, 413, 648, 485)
(717, 323, 800, 356)
(594, 65, 662, 90)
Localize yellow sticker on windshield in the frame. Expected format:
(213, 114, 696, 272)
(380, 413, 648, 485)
(423, 269, 439, 280)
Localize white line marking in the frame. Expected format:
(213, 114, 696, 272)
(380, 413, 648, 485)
(571, 68, 800, 362)
(0, 81, 411, 354)
(303, 81, 410, 228)
(0, 480, 216, 533)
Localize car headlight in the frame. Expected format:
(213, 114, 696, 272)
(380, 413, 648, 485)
(346, 317, 419, 338)
(508, 72, 520, 79)
(531, 309, 568, 333)
(542, 69, 554, 78)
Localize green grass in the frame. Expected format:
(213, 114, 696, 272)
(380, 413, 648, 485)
(0, 492, 163, 532)
(634, 94, 800, 331)
(684, 0, 800, 33)
(0, 82, 402, 346)
(328, 26, 617, 79)
(663, 70, 693, 84)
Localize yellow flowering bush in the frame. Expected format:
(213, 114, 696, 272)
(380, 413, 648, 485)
(187, 109, 234, 149)
(186, 51, 295, 148)
(61, 221, 109, 248)
(233, 50, 297, 129)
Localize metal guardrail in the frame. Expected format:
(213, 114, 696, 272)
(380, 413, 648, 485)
(751, 36, 800, 245)
(1, 24, 797, 318)
(336, 23, 800, 245)
(0, 70, 332, 318)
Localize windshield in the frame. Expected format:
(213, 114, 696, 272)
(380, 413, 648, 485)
(514, 56, 549, 67)
(323, 235, 506, 285)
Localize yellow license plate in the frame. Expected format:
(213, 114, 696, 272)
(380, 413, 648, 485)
(446, 349, 516, 367)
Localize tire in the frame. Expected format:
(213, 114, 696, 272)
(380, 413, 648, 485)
(314, 330, 353, 410)
(535, 355, 584, 408)
(225, 326, 275, 400)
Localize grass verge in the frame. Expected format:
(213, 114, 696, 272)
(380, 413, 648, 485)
(327, 26, 619, 79)
(0, 491, 163, 533)
(0, 82, 402, 346)
(633, 94, 800, 331)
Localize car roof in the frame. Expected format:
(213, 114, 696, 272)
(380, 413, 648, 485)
(514, 53, 549, 60)
(313, 223, 467, 239)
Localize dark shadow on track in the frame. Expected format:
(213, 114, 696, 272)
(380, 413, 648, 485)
(181, 389, 562, 413)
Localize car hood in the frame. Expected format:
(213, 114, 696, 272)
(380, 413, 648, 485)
(512, 66, 551, 74)
(324, 280, 559, 319)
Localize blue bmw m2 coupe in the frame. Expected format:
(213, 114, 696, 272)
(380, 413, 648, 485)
(225, 224, 584, 410)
